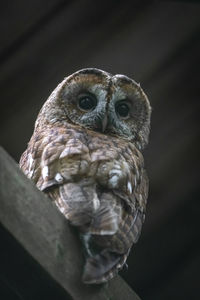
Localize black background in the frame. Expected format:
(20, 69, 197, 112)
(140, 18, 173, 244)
(0, 1, 200, 299)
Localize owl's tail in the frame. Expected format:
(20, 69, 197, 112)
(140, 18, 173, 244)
(82, 249, 129, 284)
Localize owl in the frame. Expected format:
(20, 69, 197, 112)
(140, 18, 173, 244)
(20, 68, 151, 284)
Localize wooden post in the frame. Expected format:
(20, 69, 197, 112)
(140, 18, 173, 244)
(0, 146, 140, 300)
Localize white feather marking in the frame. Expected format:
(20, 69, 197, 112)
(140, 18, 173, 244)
(29, 170, 34, 178)
(127, 181, 133, 194)
(28, 154, 34, 178)
(42, 166, 49, 179)
(100, 229, 117, 235)
(93, 193, 100, 211)
(55, 173, 63, 183)
(139, 194, 143, 206)
(59, 206, 65, 214)
(82, 233, 92, 256)
(109, 175, 119, 188)
(109, 167, 122, 188)
(42, 136, 50, 143)
(134, 177, 137, 188)
(28, 154, 33, 171)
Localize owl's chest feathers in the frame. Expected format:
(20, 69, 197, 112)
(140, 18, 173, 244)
(27, 126, 141, 199)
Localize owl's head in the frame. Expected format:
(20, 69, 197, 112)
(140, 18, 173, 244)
(37, 68, 151, 149)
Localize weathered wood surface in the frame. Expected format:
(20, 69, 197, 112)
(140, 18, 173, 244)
(0, 146, 140, 300)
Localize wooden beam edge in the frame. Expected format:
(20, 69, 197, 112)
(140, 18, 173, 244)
(0, 146, 140, 300)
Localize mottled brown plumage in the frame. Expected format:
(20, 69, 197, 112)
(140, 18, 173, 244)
(20, 68, 151, 284)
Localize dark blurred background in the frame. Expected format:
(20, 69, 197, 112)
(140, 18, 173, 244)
(0, 1, 200, 299)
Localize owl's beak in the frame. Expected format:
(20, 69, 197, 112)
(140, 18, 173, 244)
(95, 114, 108, 133)
(101, 115, 108, 132)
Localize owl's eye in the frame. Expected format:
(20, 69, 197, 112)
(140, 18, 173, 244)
(78, 94, 97, 111)
(115, 101, 130, 118)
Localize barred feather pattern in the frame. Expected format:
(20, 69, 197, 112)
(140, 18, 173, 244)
(20, 124, 148, 284)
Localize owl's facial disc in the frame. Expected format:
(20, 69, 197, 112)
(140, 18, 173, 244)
(51, 69, 151, 149)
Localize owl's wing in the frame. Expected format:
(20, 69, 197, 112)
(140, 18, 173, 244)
(82, 167, 148, 284)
